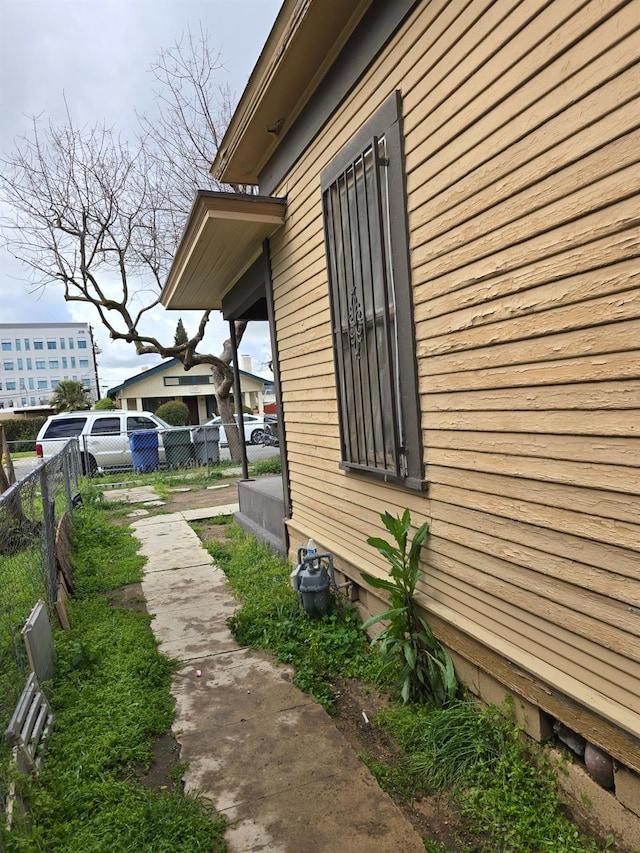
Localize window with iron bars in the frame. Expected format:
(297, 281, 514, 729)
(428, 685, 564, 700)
(321, 92, 423, 489)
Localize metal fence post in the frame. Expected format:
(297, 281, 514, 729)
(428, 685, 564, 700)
(62, 447, 73, 519)
(39, 465, 57, 604)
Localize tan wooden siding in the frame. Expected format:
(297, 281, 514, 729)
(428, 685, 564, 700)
(269, 0, 640, 742)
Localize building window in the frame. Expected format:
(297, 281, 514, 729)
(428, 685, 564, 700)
(15, 339, 21, 351)
(49, 359, 59, 369)
(24, 339, 30, 350)
(70, 357, 76, 368)
(51, 378, 60, 389)
(321, 91, 423, 487)
(47, 339, 56, 350)
(1, 341, 11, 351)
(164, 374, 213, 386)
(79, 358, 89, 368)
(62, 357, 67, 368)
(35, 359, 45, 369)
(17, 359, 23, 370)
(6, 381, 16, 390)
(68, 338, 74, 349)
(28, 378, 34, 390)
(26, 358, 32, 369)
(77, 339, 87, 349)
(33, 340, 43, 350)
(3, 361, 14, 371)
(37, 379, 48, 390)
(60, 338, 65, 350)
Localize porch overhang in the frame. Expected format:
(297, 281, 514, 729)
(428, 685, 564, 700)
(161, 190, 286, 311)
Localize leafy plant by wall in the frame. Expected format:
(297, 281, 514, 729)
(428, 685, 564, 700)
(361, 510, 458, 707)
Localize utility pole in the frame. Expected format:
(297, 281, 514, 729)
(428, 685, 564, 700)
(89, 325, 101, 401)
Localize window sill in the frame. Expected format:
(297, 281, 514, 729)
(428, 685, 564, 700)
(339, 462, 428, 492)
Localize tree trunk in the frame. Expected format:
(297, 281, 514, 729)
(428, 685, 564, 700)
(217, 393, 242, 461)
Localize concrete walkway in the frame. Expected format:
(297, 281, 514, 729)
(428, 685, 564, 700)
(130, 503, 424, 853)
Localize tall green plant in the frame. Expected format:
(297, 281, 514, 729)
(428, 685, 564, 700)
(361, 510, 457, 706)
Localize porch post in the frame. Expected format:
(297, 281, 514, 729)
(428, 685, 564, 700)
(229, 320, 251, 481)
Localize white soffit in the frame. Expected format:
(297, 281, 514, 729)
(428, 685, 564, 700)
(162, 191, 286, 311)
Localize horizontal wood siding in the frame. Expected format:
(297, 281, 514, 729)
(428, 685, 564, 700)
(269, 0, 640, 742)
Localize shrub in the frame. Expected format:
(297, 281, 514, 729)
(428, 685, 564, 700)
(93, 397, 116, 410)
(156, 400, 189, 426)
(0, 416, 47, 451)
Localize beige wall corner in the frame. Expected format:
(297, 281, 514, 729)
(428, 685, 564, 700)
(548, 748, 640, 853)
(616, 764, 640, 819)
(477, 668, 554, 743)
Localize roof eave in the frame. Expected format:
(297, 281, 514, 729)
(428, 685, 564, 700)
(161, 191, 286, 311)
(212, 0, 372, 186)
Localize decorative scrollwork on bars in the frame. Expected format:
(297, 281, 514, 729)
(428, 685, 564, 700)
(348, 286, 364, 358)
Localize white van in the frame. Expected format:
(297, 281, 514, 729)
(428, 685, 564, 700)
(35, 410, 170, 473)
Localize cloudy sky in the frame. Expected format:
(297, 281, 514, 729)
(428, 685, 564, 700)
(0, 0, 281, 393)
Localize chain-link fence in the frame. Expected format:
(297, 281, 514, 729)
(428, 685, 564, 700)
(0, 441, 80, 745)
(34, 421, 279, 477)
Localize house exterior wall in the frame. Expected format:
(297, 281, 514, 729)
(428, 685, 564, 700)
(111, 362, 265, 421)
(267, 0, 640, 772)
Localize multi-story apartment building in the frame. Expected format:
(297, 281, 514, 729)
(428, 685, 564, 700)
(0, 323, 99, 411)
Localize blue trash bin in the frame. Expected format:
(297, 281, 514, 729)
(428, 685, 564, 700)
(129, 430, 160, 473)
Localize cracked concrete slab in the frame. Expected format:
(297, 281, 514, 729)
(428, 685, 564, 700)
(142, 565, 230, 605)
(221, 765, 421, 853)
(104, 485, 159, 503)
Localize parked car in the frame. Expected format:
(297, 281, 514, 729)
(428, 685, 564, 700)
(35, 410, 170, 473)
(206, 413, 267, 445)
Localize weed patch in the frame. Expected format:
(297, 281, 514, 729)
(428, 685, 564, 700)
(201, 523, 381, 710)
(249, 456, 281, 476)
(70, 501, 145, 593)
(377, 700, 608, 852)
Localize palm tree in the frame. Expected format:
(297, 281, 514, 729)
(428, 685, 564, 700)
(50, 380, 90, 413)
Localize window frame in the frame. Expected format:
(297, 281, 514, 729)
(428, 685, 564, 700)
(321, 91, 424, 490)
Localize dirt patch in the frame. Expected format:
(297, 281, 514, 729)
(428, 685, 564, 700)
(108, 582, 146, 611)
(161, 480, 239, 514)
(331, 678, 477, 850)
(133, 732, 184, 793)
(103, 475, 240, 524)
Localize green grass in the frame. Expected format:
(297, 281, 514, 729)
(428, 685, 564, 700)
(69, 500, 146, 594)
(88, 462, 237, 489)
(199, 521, 382, 710)
(2, 500, 227, 852)
(0, 542, 46, 732)
(249, 456, 281, 476)
(357, 752, 418, 803)
(376, 700, 609, 853)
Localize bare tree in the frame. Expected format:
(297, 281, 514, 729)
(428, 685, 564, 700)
(0, 27, 248, 459)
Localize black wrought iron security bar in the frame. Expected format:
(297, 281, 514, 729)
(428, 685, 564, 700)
(323, 133, 403, 479)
